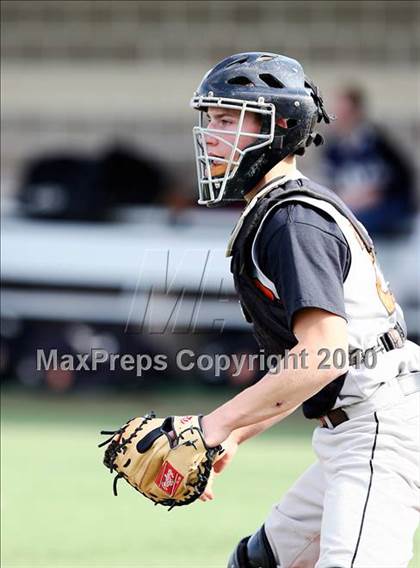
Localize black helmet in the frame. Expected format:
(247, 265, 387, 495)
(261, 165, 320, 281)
(191, 52, 331, 206)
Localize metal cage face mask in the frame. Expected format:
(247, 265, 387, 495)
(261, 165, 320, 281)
(191, 97, 275, 206)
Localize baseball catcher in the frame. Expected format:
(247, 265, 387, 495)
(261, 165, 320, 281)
(100, 51, 420, 568)
(99, 412, 223, 509)
(188, 52, 418, 567)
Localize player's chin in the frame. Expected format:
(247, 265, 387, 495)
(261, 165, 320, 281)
(206, 161, 227, 177)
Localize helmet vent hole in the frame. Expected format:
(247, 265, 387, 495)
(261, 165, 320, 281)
(225, 56, 249, 68)
(227, 76, 255, 86)
(257, 55, 275, 62)
(259, 74, 285, 89)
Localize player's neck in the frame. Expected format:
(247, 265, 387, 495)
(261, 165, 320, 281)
(244, 156, 297, 203)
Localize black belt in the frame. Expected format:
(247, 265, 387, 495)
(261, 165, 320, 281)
(321, 324, 406, 429)
(348, 323, 405, 367)
(319, 408, 349, 428)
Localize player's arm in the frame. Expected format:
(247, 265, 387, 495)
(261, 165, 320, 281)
(202, 307, 348, 446)
(230, 405, 299, 444)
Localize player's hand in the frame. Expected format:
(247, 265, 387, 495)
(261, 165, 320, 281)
(199, 433, 239, 502)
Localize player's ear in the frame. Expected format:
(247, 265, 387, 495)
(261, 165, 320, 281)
(276, 117, 288, 128)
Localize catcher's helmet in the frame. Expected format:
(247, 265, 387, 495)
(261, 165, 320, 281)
(190, 52, 331, 206)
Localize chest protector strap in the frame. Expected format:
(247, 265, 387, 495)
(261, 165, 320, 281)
(227, 177, 374, 261)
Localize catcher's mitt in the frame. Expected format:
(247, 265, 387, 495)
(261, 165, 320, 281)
(98, 412, 223, 509)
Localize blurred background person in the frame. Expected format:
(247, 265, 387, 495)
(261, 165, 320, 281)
(323, 86, 417, 237)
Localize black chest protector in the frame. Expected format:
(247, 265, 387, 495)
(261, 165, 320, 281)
(228, 176, 373, 419)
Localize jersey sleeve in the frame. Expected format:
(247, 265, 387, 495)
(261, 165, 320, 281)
(256, 202, 350, 329)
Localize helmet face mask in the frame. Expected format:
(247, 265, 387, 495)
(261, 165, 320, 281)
(191, 96, 275, 205)
(190, 52, 331, 206)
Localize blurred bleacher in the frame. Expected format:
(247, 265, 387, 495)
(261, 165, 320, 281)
(2, 0, 419, 196)
(2, 1, 418, 63)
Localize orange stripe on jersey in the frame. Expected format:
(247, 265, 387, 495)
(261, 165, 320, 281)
(253, 278, 275, 301)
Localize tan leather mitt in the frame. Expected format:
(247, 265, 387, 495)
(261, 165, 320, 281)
(99, 412, 223, 509)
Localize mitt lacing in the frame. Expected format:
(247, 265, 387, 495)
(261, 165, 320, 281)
(98, 411, 156, 496)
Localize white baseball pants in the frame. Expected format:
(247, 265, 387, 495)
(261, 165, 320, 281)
(264, 378, 420, 568)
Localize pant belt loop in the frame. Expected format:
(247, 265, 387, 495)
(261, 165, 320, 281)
(319, 415, 334, 429)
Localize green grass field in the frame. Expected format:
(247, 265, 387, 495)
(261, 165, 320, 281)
(1, 386, 419, 568)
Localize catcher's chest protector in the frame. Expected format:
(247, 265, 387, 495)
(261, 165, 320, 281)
(227, 177, 402, 418)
